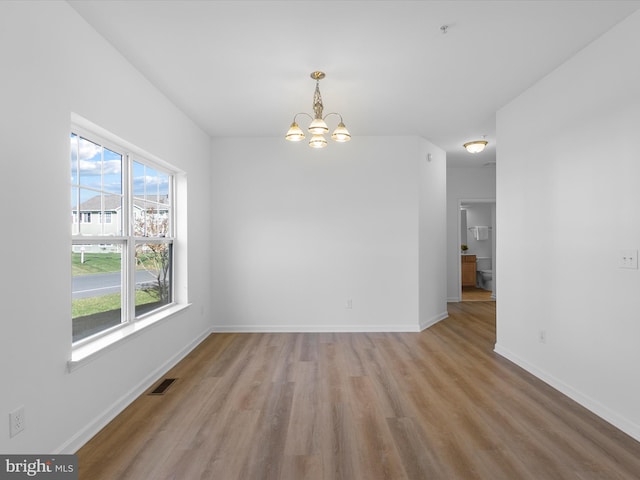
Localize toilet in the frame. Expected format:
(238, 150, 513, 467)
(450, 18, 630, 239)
(476, 257, 493, 291)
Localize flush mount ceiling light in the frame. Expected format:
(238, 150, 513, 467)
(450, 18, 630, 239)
(463, 139, 488, 154)
(285, 71, 351, 149)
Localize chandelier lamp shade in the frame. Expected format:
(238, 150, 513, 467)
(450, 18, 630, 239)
(285, 71, 351, 148)
(463, 139, 488, 154)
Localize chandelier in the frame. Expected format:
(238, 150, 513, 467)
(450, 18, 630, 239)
(285, 71, 351, 148)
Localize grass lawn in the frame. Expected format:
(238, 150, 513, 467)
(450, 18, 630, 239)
(72, 251, 168, 323)
(72, 251, 163, 275)
(72, 289, 162, 318)
(72, 252, 121, 275)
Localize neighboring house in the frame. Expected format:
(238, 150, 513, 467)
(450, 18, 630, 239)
(72, 194, 169, 238)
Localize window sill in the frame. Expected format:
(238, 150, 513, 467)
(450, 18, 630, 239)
(68, 303, 191, 372)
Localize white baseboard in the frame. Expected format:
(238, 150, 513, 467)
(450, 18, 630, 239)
(494, 343, 640, 443)
(212, 323, 422, 333)
(419, 311, 449, 331)
(447, 296, 461, 303)
(212, 313, 449, 334)
(57, 327, 212, 454)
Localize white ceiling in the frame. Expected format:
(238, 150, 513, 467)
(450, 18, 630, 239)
(68, 0, 640, 167)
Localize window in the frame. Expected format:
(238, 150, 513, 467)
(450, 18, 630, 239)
(71, 127, 176, 344)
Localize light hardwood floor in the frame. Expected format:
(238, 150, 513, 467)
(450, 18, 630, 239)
(77, 302, 640, 479)
(461, 286, 494, 302)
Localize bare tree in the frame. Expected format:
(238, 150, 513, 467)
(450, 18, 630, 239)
(134, 206, 171, 303)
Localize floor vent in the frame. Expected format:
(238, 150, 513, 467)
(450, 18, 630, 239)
(149, 378, 177, 395)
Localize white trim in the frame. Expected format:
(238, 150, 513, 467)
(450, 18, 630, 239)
(69, 303, 191, 370)
(70, 115, 183, 350)
(71, 113, 185, 175)
(419, 311, 449, 331)
(211, 323, 422, 333)
(457, 198, 496, 301)
(494, 343, 640, 443)
(57, 325, 210, 454)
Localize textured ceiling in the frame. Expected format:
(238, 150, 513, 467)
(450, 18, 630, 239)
(68, 0, 640, 167)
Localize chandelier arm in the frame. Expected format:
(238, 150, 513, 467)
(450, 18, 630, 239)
(322, 112, 344, 123)
(292, 112, 314, 123)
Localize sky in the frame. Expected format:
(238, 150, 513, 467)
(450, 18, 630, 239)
(70, 132, 170, 210)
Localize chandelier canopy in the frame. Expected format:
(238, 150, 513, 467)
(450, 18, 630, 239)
(285, 71, 351, 149)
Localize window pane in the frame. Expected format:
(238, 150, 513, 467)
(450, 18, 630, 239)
(132, 161, 171, 238)
(134, 200, 169, 237)
(135, 242, 172, 317)
(70, 133, 79, 185)
(72, 244, 123, 342)
(78, 136, 103, 189)
(71, 187, 79, 235)
(72, 191, 123, 236)
(133, 161, 170, 201)
(71, 133, 123, 238)
(102, 193, 122, 235)
(132, 161, 146, 194)
(103, 147, 122, 195)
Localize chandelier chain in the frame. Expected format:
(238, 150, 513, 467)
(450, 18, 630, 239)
(313, 81, 324, 119)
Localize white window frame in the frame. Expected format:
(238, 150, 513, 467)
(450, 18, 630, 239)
(69, 117, 188, 370)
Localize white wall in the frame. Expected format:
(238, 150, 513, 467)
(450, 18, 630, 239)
(496, 10, 640, 441)
(210, 136, 447, 332)
(0, 2, 211, 453)
(419, 142, 449, 329)
(446, 167, 496, 301)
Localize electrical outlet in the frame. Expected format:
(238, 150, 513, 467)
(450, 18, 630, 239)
(619, 249, 638, 269)
(9, 406, 25, 437)
(346, 299, 353, 309)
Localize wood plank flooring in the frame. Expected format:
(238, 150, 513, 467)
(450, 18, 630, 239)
(77, 302, 640, 479)
(461, 286, 494, 302)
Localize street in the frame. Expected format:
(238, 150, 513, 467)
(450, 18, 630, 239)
(72, 270, 159, 299)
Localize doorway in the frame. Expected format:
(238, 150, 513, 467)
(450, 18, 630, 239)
(459, 200, 496, 302)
